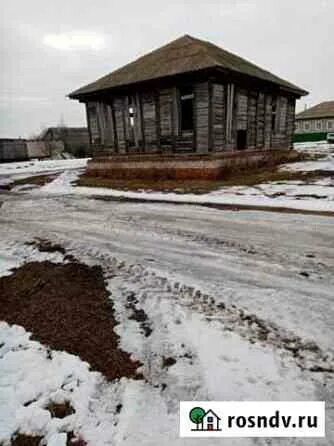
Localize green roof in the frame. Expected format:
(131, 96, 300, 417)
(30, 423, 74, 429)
(69, 35, 308, 98)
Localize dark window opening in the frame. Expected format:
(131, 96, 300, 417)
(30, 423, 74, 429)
(180, 87, 194, 133)
(237, 129, 247, 150)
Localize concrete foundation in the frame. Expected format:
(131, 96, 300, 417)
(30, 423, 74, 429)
(86, 149, 296, 181)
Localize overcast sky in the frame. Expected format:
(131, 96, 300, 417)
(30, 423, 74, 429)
(1, 0, 333, 138)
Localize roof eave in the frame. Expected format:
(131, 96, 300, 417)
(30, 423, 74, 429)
(296, 114, 334, 120)
(68, 66, 217, 101)
(280, 86, 308, 98)
(214, 66, 308, 97)
(69, 66, 308, 101)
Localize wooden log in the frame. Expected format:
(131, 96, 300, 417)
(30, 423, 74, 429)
(87, 102, 100, 144)
(142, 91, 158, 151)
(264, 94, 272, 149)
(159, 88, 173, 151)
(236, 89, 248, 131)
(256, 92, 265, 148)
(85, 103, 93, 146)
(211, 83, 225, 151)
(113, 97, 126, 153)
(247, 91, 257, 149)
(194, 82, 209, 153)
(286, 98, 296, 148)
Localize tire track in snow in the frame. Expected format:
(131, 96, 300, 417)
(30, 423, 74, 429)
(3, 231, 334, 381)
(59, 239, 334, 381)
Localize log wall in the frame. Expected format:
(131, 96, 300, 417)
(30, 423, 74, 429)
(86, 81, 297, 156)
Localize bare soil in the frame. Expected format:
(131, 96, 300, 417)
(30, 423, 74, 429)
(46, 401, 75, 419)
(0, 174, 57, 193)
(11, 174, 58, 189)
(25, 238, 78, 263)
(9, 432, 86, 446)
(0, 260, 141, 381)
(25, 238, 66, 255)
(10, 434, 43, 446)
(67, 434, 87, 446)
(126, 291, 152, 337)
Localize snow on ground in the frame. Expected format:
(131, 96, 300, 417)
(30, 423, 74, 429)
(1, 142, 334, 213)
(0, 158, 89, 186)
(283, 157, 334, 173)
(0, 189, 333, 444)
(293, 141, 334, 155)
(0, 143, 334, 444)
(26, 167, 334, 213)
(0, 321, 174, 446)
(0, 158, 89, 176)
(0, 239, 64, 277)
(10, 144, 331, 213)
(284, 143, 334, 173)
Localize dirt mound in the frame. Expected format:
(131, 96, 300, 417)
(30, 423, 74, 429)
(0, 261, 141, 381)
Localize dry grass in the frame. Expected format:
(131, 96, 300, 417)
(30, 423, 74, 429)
(220, 168, 326, 187)
(78, 175, 222, 193)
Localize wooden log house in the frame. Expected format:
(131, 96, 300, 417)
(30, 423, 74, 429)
(69, 35, 308, 179)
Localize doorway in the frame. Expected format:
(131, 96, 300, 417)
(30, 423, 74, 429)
(237, 130, 247, 150)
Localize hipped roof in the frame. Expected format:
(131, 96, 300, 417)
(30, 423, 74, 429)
(69, 35, 308, 99)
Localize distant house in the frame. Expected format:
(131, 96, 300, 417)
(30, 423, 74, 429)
(0, 138, 51, 162)
(40, 127, 91, 157)
(0, 139, 27, 162)
(0, 127, 90, 163)
(295, 101, 334, 142)
(69, 34, 307, 179)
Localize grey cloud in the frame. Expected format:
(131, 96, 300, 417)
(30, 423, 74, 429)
(1, 0, 333, 137)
